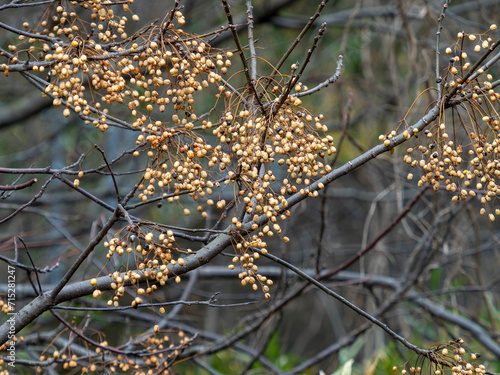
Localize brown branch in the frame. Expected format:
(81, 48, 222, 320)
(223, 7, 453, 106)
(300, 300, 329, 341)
(221, 0, 265, 113)
(273, 22, 327, 116)
(246, 0, 257, 80)
(0, 178, 37, 191)
(94, 145, 121, 204)
(272, 0, 329, 74)
(0, 176, 54, 225)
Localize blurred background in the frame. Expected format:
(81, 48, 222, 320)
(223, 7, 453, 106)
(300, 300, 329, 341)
(0, 0, 499, 373)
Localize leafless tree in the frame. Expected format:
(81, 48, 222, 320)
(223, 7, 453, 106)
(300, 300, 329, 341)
(0, 0, 499, 374)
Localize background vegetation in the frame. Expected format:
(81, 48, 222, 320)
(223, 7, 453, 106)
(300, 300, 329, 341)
(0, 0, 499, 374)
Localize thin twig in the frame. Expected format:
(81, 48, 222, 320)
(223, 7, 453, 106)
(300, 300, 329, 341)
(272, 0, 329, 74)
(0, 176, 55, 225)
(221, 0, 265, 113)
(436, 0, 452, 100)
(94, 145, 121, 204)
(290, 55, 343, 98)
(273, 23, 327, 116)
(445, 38, 500, 103)
(18, 237, 43, 296)
(256, 249, 431, 358)
(52, 295, 257, 312)
(0, 253, 59, 274)
(246, 0, 257, 80)
(0, 178, 37, 191)
(0, 0, 55, 11)
(0, 20, 59, 43)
